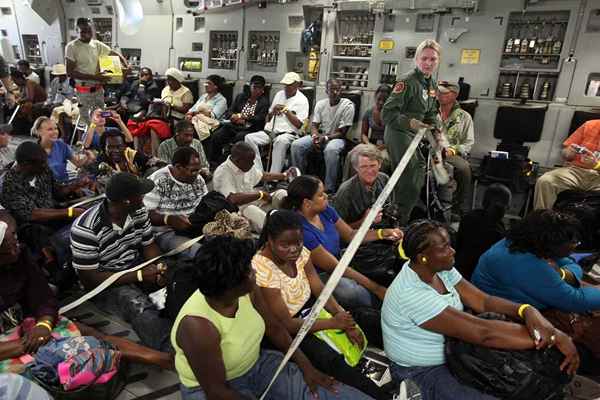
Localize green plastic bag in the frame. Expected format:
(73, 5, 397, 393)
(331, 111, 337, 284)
(312, 309, 367, 367)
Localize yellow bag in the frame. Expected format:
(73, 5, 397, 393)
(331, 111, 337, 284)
(98, 55, 123, 84)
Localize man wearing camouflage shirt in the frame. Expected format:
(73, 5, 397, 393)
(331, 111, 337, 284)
(437, 80, 474, 215)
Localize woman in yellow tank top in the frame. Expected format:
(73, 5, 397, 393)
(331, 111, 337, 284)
(171, 236, 375, 400)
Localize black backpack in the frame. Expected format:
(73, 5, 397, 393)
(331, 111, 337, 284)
(164, 256, 201, 320)
(181, 191, 239, 237)
(445, 313, 572, 400)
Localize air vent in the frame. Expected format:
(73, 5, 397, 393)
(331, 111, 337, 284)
(176, 17, 184, 32)
(106, 5, 114, 15)
(194, 16, 205, 32)
(86, 0, 103, 5)
(90, 7, 101, 15)
(0, 7, 12, 15)
(192, 42, 203, 51)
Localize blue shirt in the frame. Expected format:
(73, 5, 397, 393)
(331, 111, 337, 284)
(301, 205, 341, 258)
(47, 140, 73, 182)
(472, 239, 600, 313)
(382, 263, 463, 367)
(189, 92, 228, 120)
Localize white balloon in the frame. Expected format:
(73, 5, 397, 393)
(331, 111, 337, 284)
(116, 0, 144, 36)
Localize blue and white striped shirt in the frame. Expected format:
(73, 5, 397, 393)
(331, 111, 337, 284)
(382, 263, 463, 367)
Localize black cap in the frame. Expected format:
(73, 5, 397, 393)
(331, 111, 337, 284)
(106, 172, 154, 202)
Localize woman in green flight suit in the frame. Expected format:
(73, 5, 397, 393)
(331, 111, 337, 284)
(382, 39, 442, 224)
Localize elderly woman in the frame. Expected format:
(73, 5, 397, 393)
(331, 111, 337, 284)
(382, 219, 579, 400)
(472, 209, 600, 367)
(382, 40, 442, 224)
(162, 68, 194, 120)
(171, 235, 374, 400)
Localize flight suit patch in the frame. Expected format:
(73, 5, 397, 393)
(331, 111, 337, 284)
(393, 81, 405, 93)
(422, 89, 428, 100)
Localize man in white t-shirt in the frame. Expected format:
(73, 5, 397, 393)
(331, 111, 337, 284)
(244, 72, 309, 172)
(65, 18, 128, 123)
(213, 142, 291, 231)
(291, 79, 355, 192)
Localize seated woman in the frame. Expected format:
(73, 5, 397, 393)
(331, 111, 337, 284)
(360, 85, 391, 172)
(472, 209, 600, 366)
(171, 235, 373, 400)
(32, 116, 94, 183)
(0, 211, 171, 373)
(82, 108, 134, 151)
(282, 175, 402, 310)
(253, 209, 389, 399)
(208, 75, 270, 165)
(454, 183, 511, 280)
(186, 74, 228, 121)
(382, 219, 579, 400)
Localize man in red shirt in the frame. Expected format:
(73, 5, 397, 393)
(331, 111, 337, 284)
(534, 119, 600, 209)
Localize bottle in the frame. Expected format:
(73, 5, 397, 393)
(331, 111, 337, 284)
(501, 81, 513, 98)
(520, 25, 529, 53)
(519, 80, 531, 99)
(505, 25, 514, 53)
(513, 26, 521, 53)
(552, 24, 563, 54)
(539, 80, 552, 100)
(528, 22, 538, 53)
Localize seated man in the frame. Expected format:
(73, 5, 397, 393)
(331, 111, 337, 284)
(70, 172, 172, 352)
(119, 66, 161, 116)
(332, 144, 388, 228)
(95, 129, 154, 178)
(45, 64, 77, 139)
(245, 72, 308, 172)
(437, 80, 474, 215)
(213, 142, 291, 231)
(534, 119, 600, 209)
(291, 79, 355, 193)
(157, 120, 209, 178)
(144, 147, 207, 259)
(9, 70, 47, 134)
(17, 59, 40, 84)
(0, 142, 84, 282)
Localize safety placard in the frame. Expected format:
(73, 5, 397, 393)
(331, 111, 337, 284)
(460, 48, 480, 64)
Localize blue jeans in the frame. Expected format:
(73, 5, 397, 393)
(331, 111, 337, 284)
(291, 136, 345, 192)
(390, 363, 498, 400)
(180, 349, 374, 400)
(320, 273, 380, 310)
(155, 230, 201, 260)
(94, 284, 173, 353)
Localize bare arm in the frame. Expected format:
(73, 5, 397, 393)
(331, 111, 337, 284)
(361, 119, 370, 144)
(177, 316, 246, 400)
(335, 218, 401, 243)
(226, 192, 262, 206)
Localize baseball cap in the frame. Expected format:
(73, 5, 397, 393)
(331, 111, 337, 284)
(438, 80, 460, 94)
(280, 72, 302, 85)
(106, 172, 155, 202)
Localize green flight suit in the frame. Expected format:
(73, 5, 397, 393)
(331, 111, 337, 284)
(382, 68, 439, 224)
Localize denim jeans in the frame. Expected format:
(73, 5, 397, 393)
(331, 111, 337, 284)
(319, 273, 380, 311)
(155, 230, 201, 260)
(94, 284, 173, 353)
(180, 349, 374, 400)
(390, 362, 497, 400)
(291, 135, 345, 192)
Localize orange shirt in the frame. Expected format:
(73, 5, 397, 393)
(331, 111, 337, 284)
(563, 119, 600, 168)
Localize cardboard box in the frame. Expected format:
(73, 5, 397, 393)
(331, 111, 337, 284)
(98, 55, 123, 84)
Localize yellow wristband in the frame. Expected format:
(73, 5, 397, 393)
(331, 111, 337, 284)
(67, 207, 73, 218)
(163, 214, 170, 226)
(137, 269, 144, 283)
(258, 191, 264, 201)
(518, 304, 532, 319)
(376, 229, 384, 240)
(594, 161, 600, 170)
(560, 268, 566, 280)
(35, 321, 53, 333)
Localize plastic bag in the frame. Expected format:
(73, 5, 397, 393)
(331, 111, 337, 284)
(445, 313, 572, 400)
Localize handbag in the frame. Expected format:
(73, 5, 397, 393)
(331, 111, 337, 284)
(312, 309, 367, 367)
(146, 101, 171, 121)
